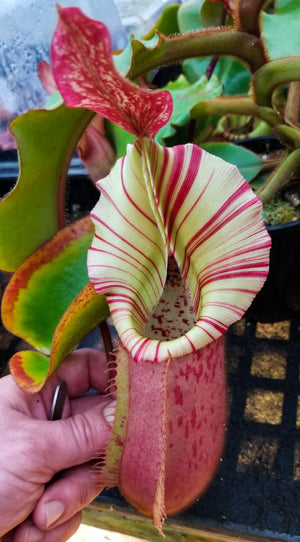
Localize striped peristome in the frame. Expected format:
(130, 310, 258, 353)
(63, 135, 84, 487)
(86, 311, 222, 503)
(88, 137, 271, 362)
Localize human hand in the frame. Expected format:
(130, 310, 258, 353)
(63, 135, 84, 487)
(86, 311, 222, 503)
(0, 348, 116, 542)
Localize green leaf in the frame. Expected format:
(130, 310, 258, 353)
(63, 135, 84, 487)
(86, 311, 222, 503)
(182, 58, 209, 84)
(262, 0, 300, 59)
(112, 36, 152, 76)
(9, 283, 109, 393)
(105, 120, 135, 160)
(178, 0, 210, 83)
(200, 142, 263, 182)
(214, 57, 251, 95)
(113, 3, 181, 78)
(114, 33, 163, 77)
(2, 217, 94, 353)
(156, 74, 222, 143)
(178, 0, 248, 93)
(183, 56, 250, 94)
(146, 4, 180, 38)
(178, 0, 203, 33)
(0, 105, 93, 271)
(50, 283, 109, 369)
(9, 350, 51, 393)
(200, 0, 224, 27)
(45, 90, 64, 109)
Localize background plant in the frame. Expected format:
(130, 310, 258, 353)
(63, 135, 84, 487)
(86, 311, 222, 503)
(114, 0, 300, 224)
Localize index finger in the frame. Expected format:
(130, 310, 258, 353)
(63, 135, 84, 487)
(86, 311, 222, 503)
(52, 348, 112, 398)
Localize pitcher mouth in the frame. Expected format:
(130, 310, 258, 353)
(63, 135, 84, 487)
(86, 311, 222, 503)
(145, 255, 197, 342)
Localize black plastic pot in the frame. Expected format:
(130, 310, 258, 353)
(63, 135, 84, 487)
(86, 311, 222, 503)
(235, 137, 300, 322)
(246, 218, 300, 322)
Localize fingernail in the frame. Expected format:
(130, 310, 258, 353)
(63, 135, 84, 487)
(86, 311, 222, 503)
(103, 399, 117, 427)
(24, 525, 43, 542)
(45, 499, 65, 528)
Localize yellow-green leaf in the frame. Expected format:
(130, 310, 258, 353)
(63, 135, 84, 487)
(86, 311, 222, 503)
(9, 350, 50, 394)
(9, 283, 109, 392)
(50, 282, 109, 368)
(0, 104, 93, 271)
(2, 217, 94, 353)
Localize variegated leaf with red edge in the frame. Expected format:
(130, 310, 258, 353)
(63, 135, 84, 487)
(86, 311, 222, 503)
(9, 282, 109, 393)
(4, 216, 109, 392)
(2, 217, 95, 354)
(51, 7, 173, 138)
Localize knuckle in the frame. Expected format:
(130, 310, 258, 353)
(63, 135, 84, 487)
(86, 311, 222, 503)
(69, 413, 94, 451)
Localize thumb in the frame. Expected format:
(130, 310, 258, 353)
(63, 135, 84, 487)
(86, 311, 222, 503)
(39, 397, 116, 476)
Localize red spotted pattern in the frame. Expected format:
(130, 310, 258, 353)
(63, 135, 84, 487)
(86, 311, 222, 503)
(102, 336, 225, 531)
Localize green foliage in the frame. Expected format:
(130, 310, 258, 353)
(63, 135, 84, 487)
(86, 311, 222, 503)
(157, 74, 222, 143)
(0, 105, 92, 271)
(146, 4, 180, 38)
(14, 233, 91, 352)
(114, 34, 160, 76)
(200, 0, 225, 27)
(262, 0, 300, 59)
(2, 220, 94, 352)
(178, 0, 250, 94)
(200, 142, 263, 183)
